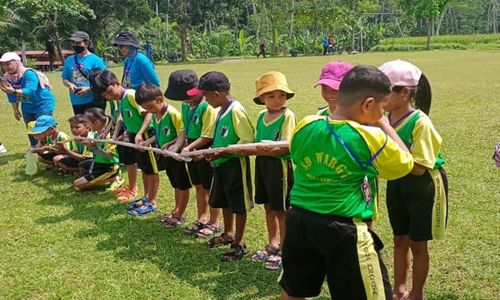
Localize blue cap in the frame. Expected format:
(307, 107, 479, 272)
(29, 115, 57, 134)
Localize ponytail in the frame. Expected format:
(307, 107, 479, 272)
(415, 73, 432, 115)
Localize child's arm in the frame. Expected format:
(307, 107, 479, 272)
(55, 142, 87, 161)
(183, 137, 212, 152)
(99, 119, 114, 139)
(112, 113, 124, 140)
(166, 131, 186, 153)
(378, 116, 409, 153)
(135, 112, 153, 144)
(141, 135, 156, 147)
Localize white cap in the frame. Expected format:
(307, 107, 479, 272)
(379, 59, 422, 87)
(0, 52, 21, 63)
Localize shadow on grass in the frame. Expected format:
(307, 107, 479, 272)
(0, 152, 24, 164)
(26, 170, 280, 299)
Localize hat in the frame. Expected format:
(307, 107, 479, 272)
(253, 71, 294, 105)
(187, 71, 230, 97)
(0, 52, 21, 62)
(68, 31, 90, 42)
(28, 115, 57, 134)
(164, 70, 198, 101)
(378, 60, 422, 88)
(315, 61, 353, 90)
(114, 32, 141, 49)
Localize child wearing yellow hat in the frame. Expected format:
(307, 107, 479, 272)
(250, 71, 296, 270)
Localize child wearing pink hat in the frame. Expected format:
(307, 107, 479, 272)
(379, 59, 448, 300)
(315, 61, 353, 116)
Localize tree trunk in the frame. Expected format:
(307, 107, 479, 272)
(180, 22, 187, 61)
(426, 18, 432, 50)
(435, 6, 448, 36)
(20, 38, 27, 66)
(290, 0, 295, 38)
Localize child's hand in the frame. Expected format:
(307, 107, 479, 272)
(167, 144, 179, 153)
(135, 135, 144, 145)
(377, 115, 391, 129)
(54, 143, 67, 153)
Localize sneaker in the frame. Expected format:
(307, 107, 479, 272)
(0, 144, 7, 154)
(220, 243, 248, 262)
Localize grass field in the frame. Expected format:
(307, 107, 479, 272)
(0, 50, 499, 300)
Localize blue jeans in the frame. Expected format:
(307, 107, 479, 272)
(22, 110, 53, 147)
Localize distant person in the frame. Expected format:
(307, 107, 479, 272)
(62, 31, 107, 115)
(327, 36, 334, 54)
(0, 142, 7, 154)
(144, 42, 154, 63)
(322, 36, 328, 55)
(114, 31, 160, 89)
(0, 52, 55, 147)
(257, 39, 267, 58)
(45, 38, 56, 71)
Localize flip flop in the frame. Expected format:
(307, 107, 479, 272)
(128, 199, 157, 216)
(126, 198, 145, 211)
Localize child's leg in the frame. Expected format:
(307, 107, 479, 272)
(234, 212, 247, 246)
(195, 184, 209, 223)
(276, 210, 287, 247)
(408, 240, 429, 300)
(127, 164, 138, 192)
(208, 206, 221, 226)
(174, 188, 190, 217)
(393, 235, 411, 299)
(280, 290, 304, 300)
(265, 204, 280, 249)
(145, 173, 159, 206)
(222, 208, 235, 236)
(73, 176, 89, 191)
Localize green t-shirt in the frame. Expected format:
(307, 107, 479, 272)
(120, 89, 151, 134)
(88, 119, 119, 165)
(69, 140, 93, 158)
(45, 131, 69, 146)
(212, 101, 254, 167)
(255, 108, 296, 160)
(393, 110, 445, 169)
(153, 104, 183, 148)
(181, 100, 216, 140)
(290, 116, 414, 219)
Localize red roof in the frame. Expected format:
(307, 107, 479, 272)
(14, 50, 73, 56)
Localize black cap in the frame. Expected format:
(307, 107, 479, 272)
(69, 31, 90, 42)
(113, 32, 140, 49)
(164, 70, 198, 101)
(186, 71, 230, 96)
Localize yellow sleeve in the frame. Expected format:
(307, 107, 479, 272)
(280, 109, 296, 141)
(200, 104, 217, 138)
(232, 105, 254, 144)
(353, 123, 414, 180)
(169, 106, 184, 134)
(412, 115, 443, 169)
(58, 131, 71, 149)
(127, 89, 147, 114)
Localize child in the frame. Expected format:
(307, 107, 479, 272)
(90, 70, 159, 211)
(53, 114, 93, 173)
(186, 71, 254, 262)
(134, 83, 192, 223)
(74, 108, 119, 191)
(250, 71, 295, 270)
(164, 70, 221, 236)
(28, 115, 70, 168)
(315, 61, 353, 116)
(279, 65, 414, 300)
(379, 60, 449, 300)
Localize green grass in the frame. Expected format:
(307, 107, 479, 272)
(0, 50, 499, 299)
(374, 34, 500, 51)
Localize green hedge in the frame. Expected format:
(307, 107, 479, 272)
(372, 34, 500, 51)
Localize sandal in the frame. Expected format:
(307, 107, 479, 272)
(163, 214, 186, 229)
(207, 233, 234, 248)
(117, 189, 139, 203)
(183, 220, 206, 236)
(126, 198, 145, 211)
(264, 255, 282, 270)
(220, 243, 248, 262)
(251, 245, 280, 263)
(194, 224, 221, 239)
(127, 199, 157, 216)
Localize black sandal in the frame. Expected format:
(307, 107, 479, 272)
(207, 233, 234, 248)
(220, 243, 248, 262)
(183, 220, 206, 236)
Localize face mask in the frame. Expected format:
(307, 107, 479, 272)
(73, 46, 85, 54)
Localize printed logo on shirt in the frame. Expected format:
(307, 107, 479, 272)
(163, 127, 171, 136)
(273, 129, 281, 141)
(126, 109, 133, 118)
(220, 126, 229, 138)
(193, 114, 200, 125)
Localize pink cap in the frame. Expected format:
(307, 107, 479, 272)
(379, 60, 422, 87)
(186, 87, 205, 97)
(315, 61, 353, 90)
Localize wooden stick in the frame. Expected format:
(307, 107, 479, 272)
(181, 141, 289, 157)
(76, 137, 192, 162)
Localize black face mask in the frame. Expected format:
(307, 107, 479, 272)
(73, 46, 85, 54)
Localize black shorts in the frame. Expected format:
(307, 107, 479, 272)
(187, 159, 213, 190)
(386, 168, 449, 241)
(39, 152, 57, 162)
(59, 156, 88, 169)
(157, 156, 192, 190)
(117, 131, 158, 175)
(79, 160, 119, 183)
(255, 156, 293, 211)
(209, 157, 253, 214)
(279, 207, 392, 299)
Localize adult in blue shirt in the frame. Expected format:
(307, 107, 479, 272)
(114, 32, 160, 89)
(0, 52, 56, 147)
(62, 31, 107, 115)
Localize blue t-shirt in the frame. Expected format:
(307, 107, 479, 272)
(122, 52, 160, 89)
(7, 69, 55, 114)
(61, 53, 107, 105)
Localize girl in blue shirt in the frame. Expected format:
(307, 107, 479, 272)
(62, 31, 107, 115)
(0, 52, 56, 147)
(114, 32, 160, 89)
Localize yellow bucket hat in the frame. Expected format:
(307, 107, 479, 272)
(254, 71, 295, 105)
